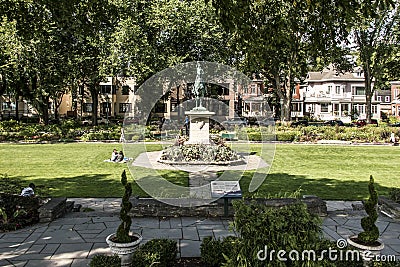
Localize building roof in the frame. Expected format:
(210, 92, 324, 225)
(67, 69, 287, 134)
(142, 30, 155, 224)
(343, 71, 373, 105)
(243, 96, 265, 102)
(307, 70, 364, 82)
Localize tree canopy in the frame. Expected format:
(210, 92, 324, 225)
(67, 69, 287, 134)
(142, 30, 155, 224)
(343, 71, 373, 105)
(0, 0, 398, 123)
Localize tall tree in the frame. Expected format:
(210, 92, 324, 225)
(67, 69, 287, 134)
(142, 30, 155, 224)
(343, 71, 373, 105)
(351, 1, 399, 122)
(211, 0, 384, 121)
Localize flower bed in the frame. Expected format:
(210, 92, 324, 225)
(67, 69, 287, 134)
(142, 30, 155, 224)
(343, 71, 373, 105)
(158, 144, 241, 164)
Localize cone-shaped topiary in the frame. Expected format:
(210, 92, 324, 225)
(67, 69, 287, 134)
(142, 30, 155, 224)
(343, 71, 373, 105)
(115, 170, 133, 243)
(358, 175, 379, 245)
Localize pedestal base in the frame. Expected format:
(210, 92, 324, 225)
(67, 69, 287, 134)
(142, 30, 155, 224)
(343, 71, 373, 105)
(185, 110, 215, 144)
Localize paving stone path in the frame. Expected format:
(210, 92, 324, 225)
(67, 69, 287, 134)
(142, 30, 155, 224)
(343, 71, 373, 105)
(0, 199, 399, 267)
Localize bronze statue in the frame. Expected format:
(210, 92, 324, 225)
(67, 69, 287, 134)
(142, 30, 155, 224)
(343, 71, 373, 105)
(193, 62, 205, 108)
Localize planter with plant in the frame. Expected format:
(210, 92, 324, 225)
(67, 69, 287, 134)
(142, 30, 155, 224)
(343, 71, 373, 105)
(347, 175, 384, 262)
(106, 170, 142, 266)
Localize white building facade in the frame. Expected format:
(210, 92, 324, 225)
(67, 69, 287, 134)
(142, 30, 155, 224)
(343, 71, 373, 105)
(295, 68, 381, 123)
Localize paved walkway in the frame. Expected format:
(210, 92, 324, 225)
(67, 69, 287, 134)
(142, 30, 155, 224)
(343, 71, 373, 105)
(0, 199, 399, 267)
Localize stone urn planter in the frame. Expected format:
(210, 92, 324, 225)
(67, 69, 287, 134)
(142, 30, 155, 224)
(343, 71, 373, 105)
(347, 235, 384, 262)
(107, 170, 142, 266)
(106, 232, 142, 266)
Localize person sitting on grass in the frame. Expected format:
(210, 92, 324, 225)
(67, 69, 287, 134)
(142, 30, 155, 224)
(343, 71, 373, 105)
(115, 151, 125, 162)
(21, 183, 36, 197)
(111, 148, 118, 161)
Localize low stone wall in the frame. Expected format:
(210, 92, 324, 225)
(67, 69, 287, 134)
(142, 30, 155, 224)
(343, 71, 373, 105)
(129, 196, 327, 217)
(38, 197, 74, 222)
(379, 196, 400, 219)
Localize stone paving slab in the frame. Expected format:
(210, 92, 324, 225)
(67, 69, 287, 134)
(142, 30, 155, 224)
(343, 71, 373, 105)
(0, 198, 399, 265)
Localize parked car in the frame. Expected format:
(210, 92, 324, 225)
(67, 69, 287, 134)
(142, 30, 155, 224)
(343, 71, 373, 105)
(81, 117, 92, 126)
(97, 117, 111, 125)
(390, 122, 400, 127)
(324, 120, 344, 126)
(291, 120, 309, 127)
(124, 117, 140, 124)
(221, 117, 248, 126)
(354, 119, 378, 127)
(244, 117, 258, 126)
(81, 117, 110, 125)
(256, 118, 275, 127)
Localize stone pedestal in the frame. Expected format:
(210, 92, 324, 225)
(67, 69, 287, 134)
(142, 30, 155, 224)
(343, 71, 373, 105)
(185, 109, 215, 144)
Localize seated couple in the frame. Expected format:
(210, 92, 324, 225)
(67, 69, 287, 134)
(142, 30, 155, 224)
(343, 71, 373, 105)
(105, 149, 126, 163)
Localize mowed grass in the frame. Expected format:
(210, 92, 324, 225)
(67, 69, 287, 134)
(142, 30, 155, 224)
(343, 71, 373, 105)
(0, 143, 399, 200)
(242, 144, 400, 200)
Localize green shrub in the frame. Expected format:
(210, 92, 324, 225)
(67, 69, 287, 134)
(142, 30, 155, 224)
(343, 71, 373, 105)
(131, 239, 177, 267)
(200, 236, 238, 267)
(227, 200, 328, 266)
(89, 254, 120, 267)
(276, 131, 299, 141)
(389, 188, 400, 203)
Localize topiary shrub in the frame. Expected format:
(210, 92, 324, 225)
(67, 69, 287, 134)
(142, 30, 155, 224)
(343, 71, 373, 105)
(358, 175, 379, 245)
(89, 254, 120, 267)
(131, 239, 177, 267)
(115, 170, 133, 243)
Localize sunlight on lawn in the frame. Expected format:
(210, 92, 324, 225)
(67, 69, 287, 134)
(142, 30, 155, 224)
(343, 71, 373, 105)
(0, 143, 399, 199)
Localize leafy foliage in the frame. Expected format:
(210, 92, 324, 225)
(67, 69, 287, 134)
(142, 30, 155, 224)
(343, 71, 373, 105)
(358, 175, 380, 244)
(160, 144, 240, 162)
(0, 193, 40, 232)
(131, 239, 177, 267)
(389, 188, 400, 203)
(228, 200, 327, 266)
(200, 236, 238, 267)
(89, 254, 120, 267)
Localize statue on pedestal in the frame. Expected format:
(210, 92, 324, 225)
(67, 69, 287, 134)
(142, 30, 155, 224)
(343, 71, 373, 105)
(193, 62, 206, 110)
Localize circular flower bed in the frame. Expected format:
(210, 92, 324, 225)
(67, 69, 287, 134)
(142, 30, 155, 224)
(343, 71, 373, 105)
(159, 144, 241, 164)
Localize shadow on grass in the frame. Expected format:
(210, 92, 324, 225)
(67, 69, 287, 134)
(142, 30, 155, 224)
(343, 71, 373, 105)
(239, 172, 393, 200)
(2, 171, 189, 198)
(2, 170, 392, 200)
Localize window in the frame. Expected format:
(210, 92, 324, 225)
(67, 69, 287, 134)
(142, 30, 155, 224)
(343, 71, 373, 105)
(119, 103, 131, 113)
(385, 96, 390, 102)
(335, 86, 341, 94)
(102, 102, 111, 115)
(122, 86, 130, 95)
(377, 96, 382, 102)
(2, 102, 14, 110)
(244, 86, 248, 94)
(327, 86, 332, 94)
(83, 103, 93, 113)
(292, 103, 301, 112)
(354, 86, 365, 95)
(357, 104, 365, 114)
(250, 84, 256, 94)
(154, 102, 166, 113)
(321, 103, 329, 112)
(100, 85, 112, 94)
(218, 87, 229, 96)
(372, 105, 377, 114)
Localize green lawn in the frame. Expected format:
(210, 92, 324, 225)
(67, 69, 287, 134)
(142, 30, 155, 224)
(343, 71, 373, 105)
(0, 143, 399, 200)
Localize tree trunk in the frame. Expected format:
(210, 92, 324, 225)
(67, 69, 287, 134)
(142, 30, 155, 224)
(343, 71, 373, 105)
(364, 63, 373, 123)
(90, 84, 99, 125)
(15, 95, 19, 121)
(283, 73, 292, 122)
